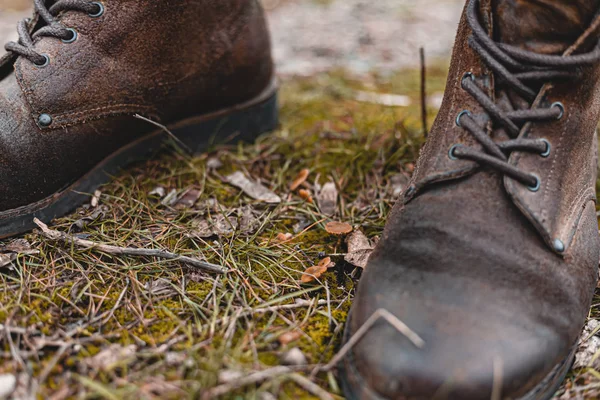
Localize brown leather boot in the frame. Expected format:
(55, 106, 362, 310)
(0, 0, 277, 237)
(341, 0, 600, 399)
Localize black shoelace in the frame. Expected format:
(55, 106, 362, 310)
(451, 0, 600, 191)
(4, 0, 103, 67)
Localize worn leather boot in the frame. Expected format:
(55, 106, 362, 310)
(0, 0, 277, 237)
(341, 0, 600, 398)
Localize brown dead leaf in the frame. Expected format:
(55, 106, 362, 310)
(318, 257, 335, 269)
(301, 265, 328, 283)
(225, 171, 281, 203)
(191, 215, 237, 238)
(317, 182, 338, 216)
(0, 239, 32, 253)
(298, 189, 313, 203)
(345, 229, 375, 269)
(278, 330, 303, 345)
(325, 221, 353, 235)
(190, 206, 259, 238)
(276, 232, 293, 242)
(175, 188, 201, 208)
(0, 253, 15, 269)
(290, 169, 310, 191)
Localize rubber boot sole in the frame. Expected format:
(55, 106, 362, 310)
(0, 81, 278, 238)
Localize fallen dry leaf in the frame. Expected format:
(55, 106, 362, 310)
(325, 221, 353, 235)
(276, 232, 293, 242)
(0, 253, 16, 269)
(318, 257, 335, 269)
(175, 188, 201, 208)
(86, 344, 137, 371)
(317, 182, 338, 216)
(225, 171, 281, 203)
(298, 189, 313, 203)
(278, 330, 303, 345)
(192, 215, 237, 238)
(161, 189, 179, 206)
(344, 229, 375, 269)
(149, 186, 166, 198)
(190, 206, 259, 238)
(301, 265, 328, 283)
(0, 239, 32, 253)
(290, 169, 310, 191)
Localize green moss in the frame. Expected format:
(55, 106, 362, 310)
(0, 67, 448, 398)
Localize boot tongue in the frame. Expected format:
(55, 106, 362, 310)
(492, 0, 600, 54)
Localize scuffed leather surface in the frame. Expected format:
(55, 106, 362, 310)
(409, 0, 600, 253)
(0, 0, 274, 211)
(409, 0, 493, 196)
(349, 171, 599, 399)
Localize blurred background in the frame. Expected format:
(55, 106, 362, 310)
(0, 0, 464, 76)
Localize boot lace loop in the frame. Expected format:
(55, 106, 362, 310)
(4, 0, 103, 66)
(452, 0, 600, 189)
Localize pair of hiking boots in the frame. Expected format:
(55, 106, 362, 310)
(1, 0, 600, 399)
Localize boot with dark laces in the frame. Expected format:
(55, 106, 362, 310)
(451, 0, 600, 191)
(341, 0, 600, 398)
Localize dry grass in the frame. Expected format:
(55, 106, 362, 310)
(0, 66, 599, 399)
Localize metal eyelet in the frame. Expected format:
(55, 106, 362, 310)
(89, 2, 105, 17)
(448, 144, 463, 160)
(455, 110, 472, 127)
(539, 139, 551, 158)
(527, 175, 541, 192)
(38, 113, 53, 127)
(553, 239, 565, 253)
(461, 72, 475, 89)
(551, 102, 565, 120)
(33, 54, 50, 68)
(61, 28, 78, 43)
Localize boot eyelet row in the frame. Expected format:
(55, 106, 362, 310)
(61, 28, 78, 43)
(89, 2, 105, 18)
(31, 1, 106, 68)
(539, 139, 551, 158)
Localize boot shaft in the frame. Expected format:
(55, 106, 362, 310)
(493, 0, 600, 54)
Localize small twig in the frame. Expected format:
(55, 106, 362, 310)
(420, 47, 428, 137)
(289, 373, 334, 400)
(491, 356, 504, 400)
(133, 114, 192, 154)
(321, 308, 425, 372)
(33, 218, 227, 274)
(201, 366, 291, 399)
